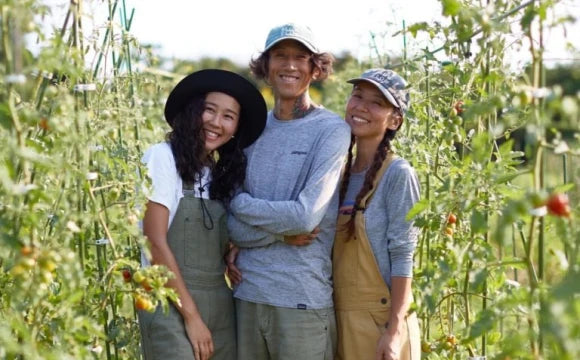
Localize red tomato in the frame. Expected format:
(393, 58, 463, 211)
(20, 246, 34, 257)
(447, 213, 457, 224)
(122, 269, 132, 283)
(39, 118, 50, 131)
(454, 100, 464, 115)
(546, 193, 571, 217)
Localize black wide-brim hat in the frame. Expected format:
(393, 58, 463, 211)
(164, 69, 267, 148)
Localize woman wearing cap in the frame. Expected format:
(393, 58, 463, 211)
(333, 69, 421, 360)
(138, 69, 266, 360)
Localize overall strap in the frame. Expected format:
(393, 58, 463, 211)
(182, 181, 214, 230)
(357, 152, 397, 211)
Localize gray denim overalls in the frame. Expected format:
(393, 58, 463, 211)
(138, 183, 236, 359)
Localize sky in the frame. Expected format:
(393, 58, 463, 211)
(126, 0, 440, 65)
(44, 0, 579, 68)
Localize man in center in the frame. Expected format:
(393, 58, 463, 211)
(226, 23, 351, 359)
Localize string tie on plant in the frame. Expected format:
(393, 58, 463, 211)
(74, 83, 97, 92)
(95, 238, 110, 246)
(5, 74, 26, 84)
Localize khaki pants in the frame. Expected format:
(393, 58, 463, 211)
(236, 299, 336, 360)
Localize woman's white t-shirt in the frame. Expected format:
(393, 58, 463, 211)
(140, 142, 210, 265)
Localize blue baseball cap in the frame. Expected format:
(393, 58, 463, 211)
(347, 68, 410, 113)
(264, 23, 319, 53)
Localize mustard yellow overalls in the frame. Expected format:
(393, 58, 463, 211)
(333, 154, 420, 360)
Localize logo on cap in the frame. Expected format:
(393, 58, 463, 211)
(264, 23, 319, 53)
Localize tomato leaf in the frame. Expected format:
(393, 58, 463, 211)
(442, 0, 462, 16)
(468, 308, 496, 340)
(406, 198, 429, 221)
(407, 22, 429, 37)
(553, 183, 575, 193)
(470, 209, 488, 234)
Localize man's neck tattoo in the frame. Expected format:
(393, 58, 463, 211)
(291, 97, 316, 119)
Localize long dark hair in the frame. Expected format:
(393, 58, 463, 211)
(339, 119, 400, 235)
(166, 95, 246, 204)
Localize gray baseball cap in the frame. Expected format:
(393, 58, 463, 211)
(264, 23, 319, 53)
(347, 68, 410, 113)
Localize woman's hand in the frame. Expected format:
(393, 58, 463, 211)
(185, 316, 214, 360)
(376, 328, 403, 360)
(377, 277, 414, 359)
(225, 244, 242, 285)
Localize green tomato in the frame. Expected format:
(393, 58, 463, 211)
(132, 271, 146, 283)
(518, 91, 530, 106)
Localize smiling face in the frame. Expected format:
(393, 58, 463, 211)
(202, 92, 240, 153)
(345, 82, 402, 143)
(266, 40, 319, 101)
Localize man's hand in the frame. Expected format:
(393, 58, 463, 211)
(283, 227, 320, 246)
(225, 244, 242, 285)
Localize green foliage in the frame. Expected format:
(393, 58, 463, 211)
(363, 1, 579, 359)
(0, 0, 176, 358)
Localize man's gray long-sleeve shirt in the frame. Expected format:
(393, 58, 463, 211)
(227, 107, 350, 309)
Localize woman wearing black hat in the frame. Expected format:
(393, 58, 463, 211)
(138, 69, 267, 360)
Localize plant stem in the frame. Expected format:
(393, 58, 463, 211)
(463, 259, 472, 330)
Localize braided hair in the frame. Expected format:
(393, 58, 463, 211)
(338, 135, 356, 207)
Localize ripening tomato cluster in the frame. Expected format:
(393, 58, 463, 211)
(444, 213, 457, 238)
(10, 246, 59, 284)
(121, 268, 155, 292)
(421, 334, 459, 354)
(119, 268, 158, 312)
